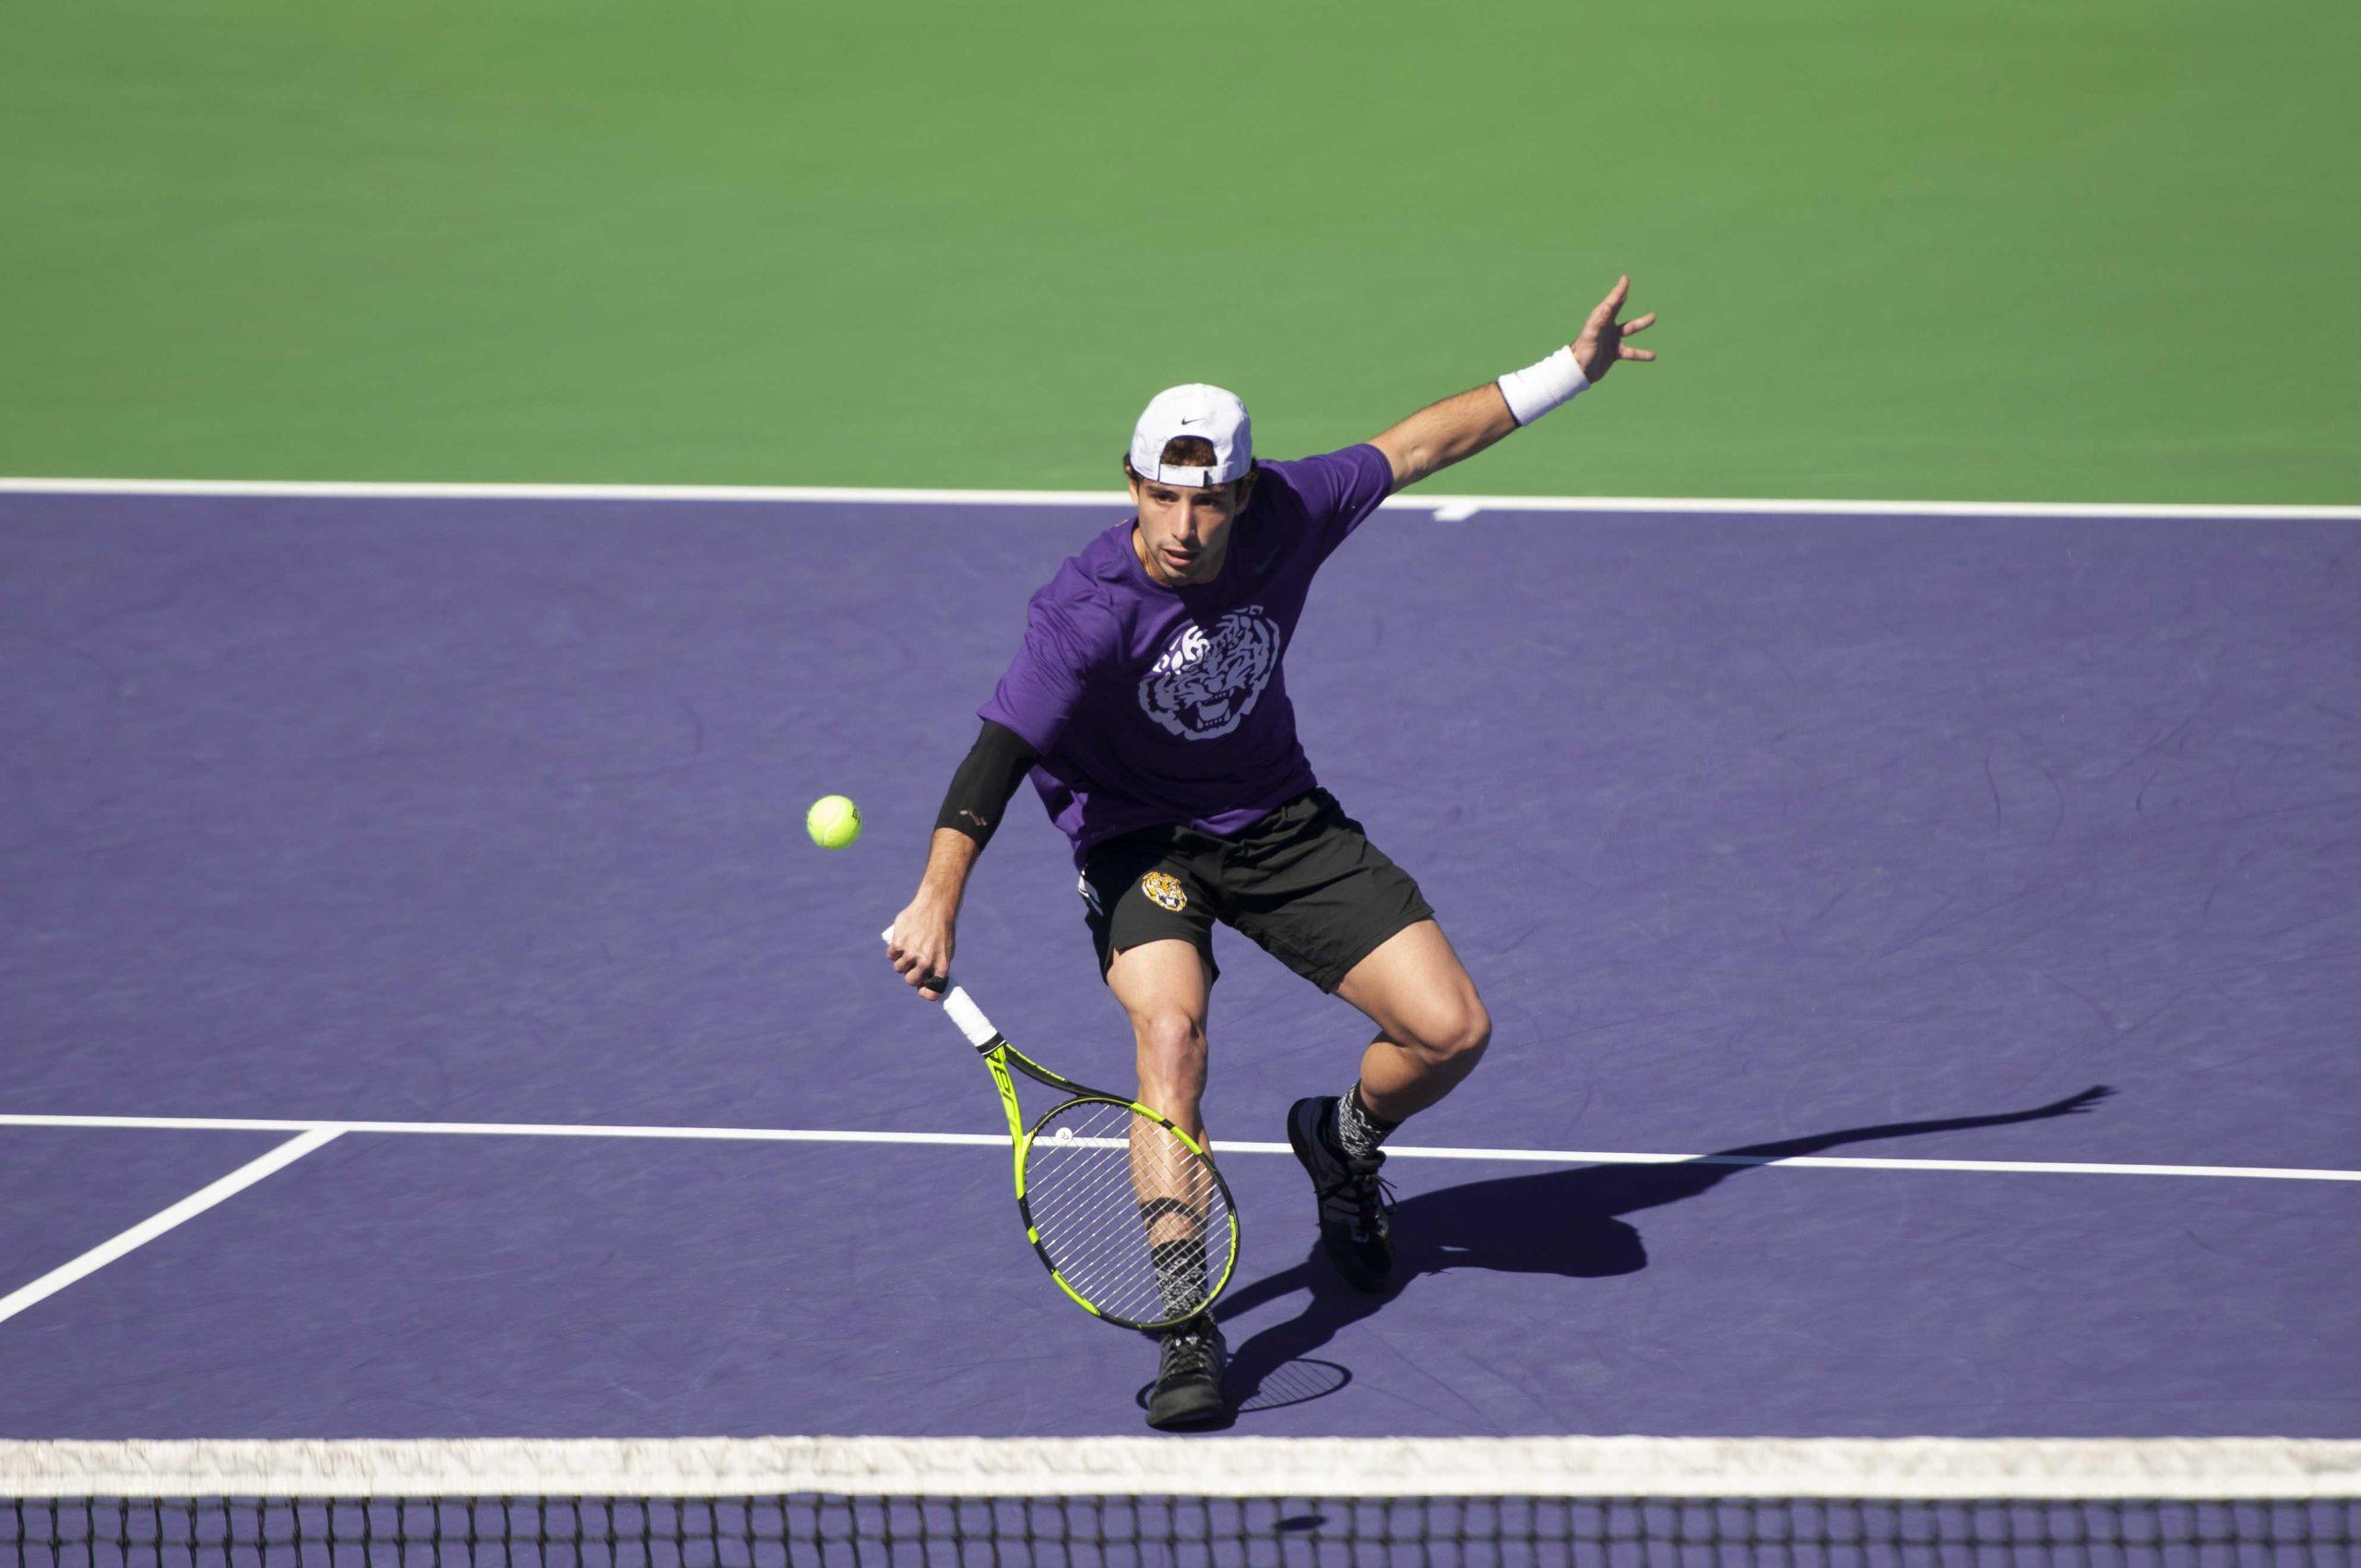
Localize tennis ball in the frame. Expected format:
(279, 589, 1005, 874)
(805, 794, 861, 849)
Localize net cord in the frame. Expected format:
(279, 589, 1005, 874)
(2, 1438, 2355, 1503)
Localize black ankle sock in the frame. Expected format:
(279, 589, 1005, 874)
(1334, 1081, 1400, 1161)
(1151, 1237, 1209, 1316)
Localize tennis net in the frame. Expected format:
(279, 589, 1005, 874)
(6, 1437, 2356, 1566)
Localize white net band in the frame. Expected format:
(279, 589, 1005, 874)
(4, 1437, 2356, 1502)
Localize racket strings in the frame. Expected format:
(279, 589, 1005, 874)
(1035, 1123, 1198, 1264)
(1023, 1099, 1234, 1328)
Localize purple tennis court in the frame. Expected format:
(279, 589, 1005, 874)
(2, 485, 2356, 1453)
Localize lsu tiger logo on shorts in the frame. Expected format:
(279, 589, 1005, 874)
(1139, 872, 1188, 911)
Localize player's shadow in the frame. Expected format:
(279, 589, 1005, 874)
(1214, 1086, 2113, 1417)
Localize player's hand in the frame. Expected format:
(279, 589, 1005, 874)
(1572, 275, 1656, 385)
(885, 903, 955, 1002)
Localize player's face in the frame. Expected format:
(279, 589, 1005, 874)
(1127, 470, 1255, 588)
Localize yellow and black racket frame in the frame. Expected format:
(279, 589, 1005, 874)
(933, 979, 1240, 1332)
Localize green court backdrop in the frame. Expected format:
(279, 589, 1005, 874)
(4, 0, 2355, 501)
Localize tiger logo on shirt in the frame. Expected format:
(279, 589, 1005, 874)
(1138, 606, 1283, 741)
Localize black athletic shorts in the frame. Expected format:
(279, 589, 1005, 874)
(1077, 788, 1436, 993)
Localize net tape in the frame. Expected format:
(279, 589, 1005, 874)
(8, 1440, 2355, 1502)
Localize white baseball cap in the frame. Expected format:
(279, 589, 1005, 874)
(1128, 383, 1253, 488)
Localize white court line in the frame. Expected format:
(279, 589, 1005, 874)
(2, 476, 2355, 519)
(3, 1112, 2355, 1183)
(0, 1129, 340, 1326)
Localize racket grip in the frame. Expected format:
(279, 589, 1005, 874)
(941, 988, 1000, 1049)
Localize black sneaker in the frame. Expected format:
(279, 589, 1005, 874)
(1287, 1095, 1394, 1291)
(1144, 1315, 1228, 1431)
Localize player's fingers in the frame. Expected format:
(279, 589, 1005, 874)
(1620, 346, 1657, 361)
(1584, 279, 1626, 330)
(1621, 313, 1656, 335)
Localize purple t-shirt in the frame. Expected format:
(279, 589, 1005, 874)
(980, 444, 1395, 863)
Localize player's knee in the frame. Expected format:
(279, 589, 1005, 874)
(1445, 997, 1492, 1069)
(1132, 1009, 1208, 1096)
(1415, 993, 1490, 1073)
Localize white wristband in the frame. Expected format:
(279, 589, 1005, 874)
(1496, 345, 1589, 426)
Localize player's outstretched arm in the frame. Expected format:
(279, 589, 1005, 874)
(886, 719, 1040, 1000)
(887, 830, 978, 1002)
(1370, 275, 1656, 492)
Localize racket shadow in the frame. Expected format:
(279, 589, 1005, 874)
(1137, 1356, 1351, 1423)
(1216, 1085, 2114, 1412)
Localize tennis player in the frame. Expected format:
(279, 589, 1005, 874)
(887, 278, 1656, 1427)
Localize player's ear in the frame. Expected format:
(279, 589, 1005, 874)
(1233, 468, 1258, 506)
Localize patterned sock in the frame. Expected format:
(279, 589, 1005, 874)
(1151, 1237, 1209, 1318)
(1334, 1081, 1401, 1163)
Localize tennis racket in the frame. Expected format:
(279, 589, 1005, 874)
(884, 930, 1239, 1331)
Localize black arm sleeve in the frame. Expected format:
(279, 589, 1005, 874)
(933, 719, 1041, 849)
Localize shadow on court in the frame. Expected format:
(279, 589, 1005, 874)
(1205, 1086, 2114, 1422)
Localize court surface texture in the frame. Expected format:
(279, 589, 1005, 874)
(3, 482, 2355, 1441)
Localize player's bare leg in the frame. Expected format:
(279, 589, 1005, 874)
(1108, 935, 1216, 1270)
(1334, 919, 1491, 1122)
(1108, 937, 1214, 1146)
(1108, 936, 1226, 1428)
(1290, 919, 1490, 1291)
